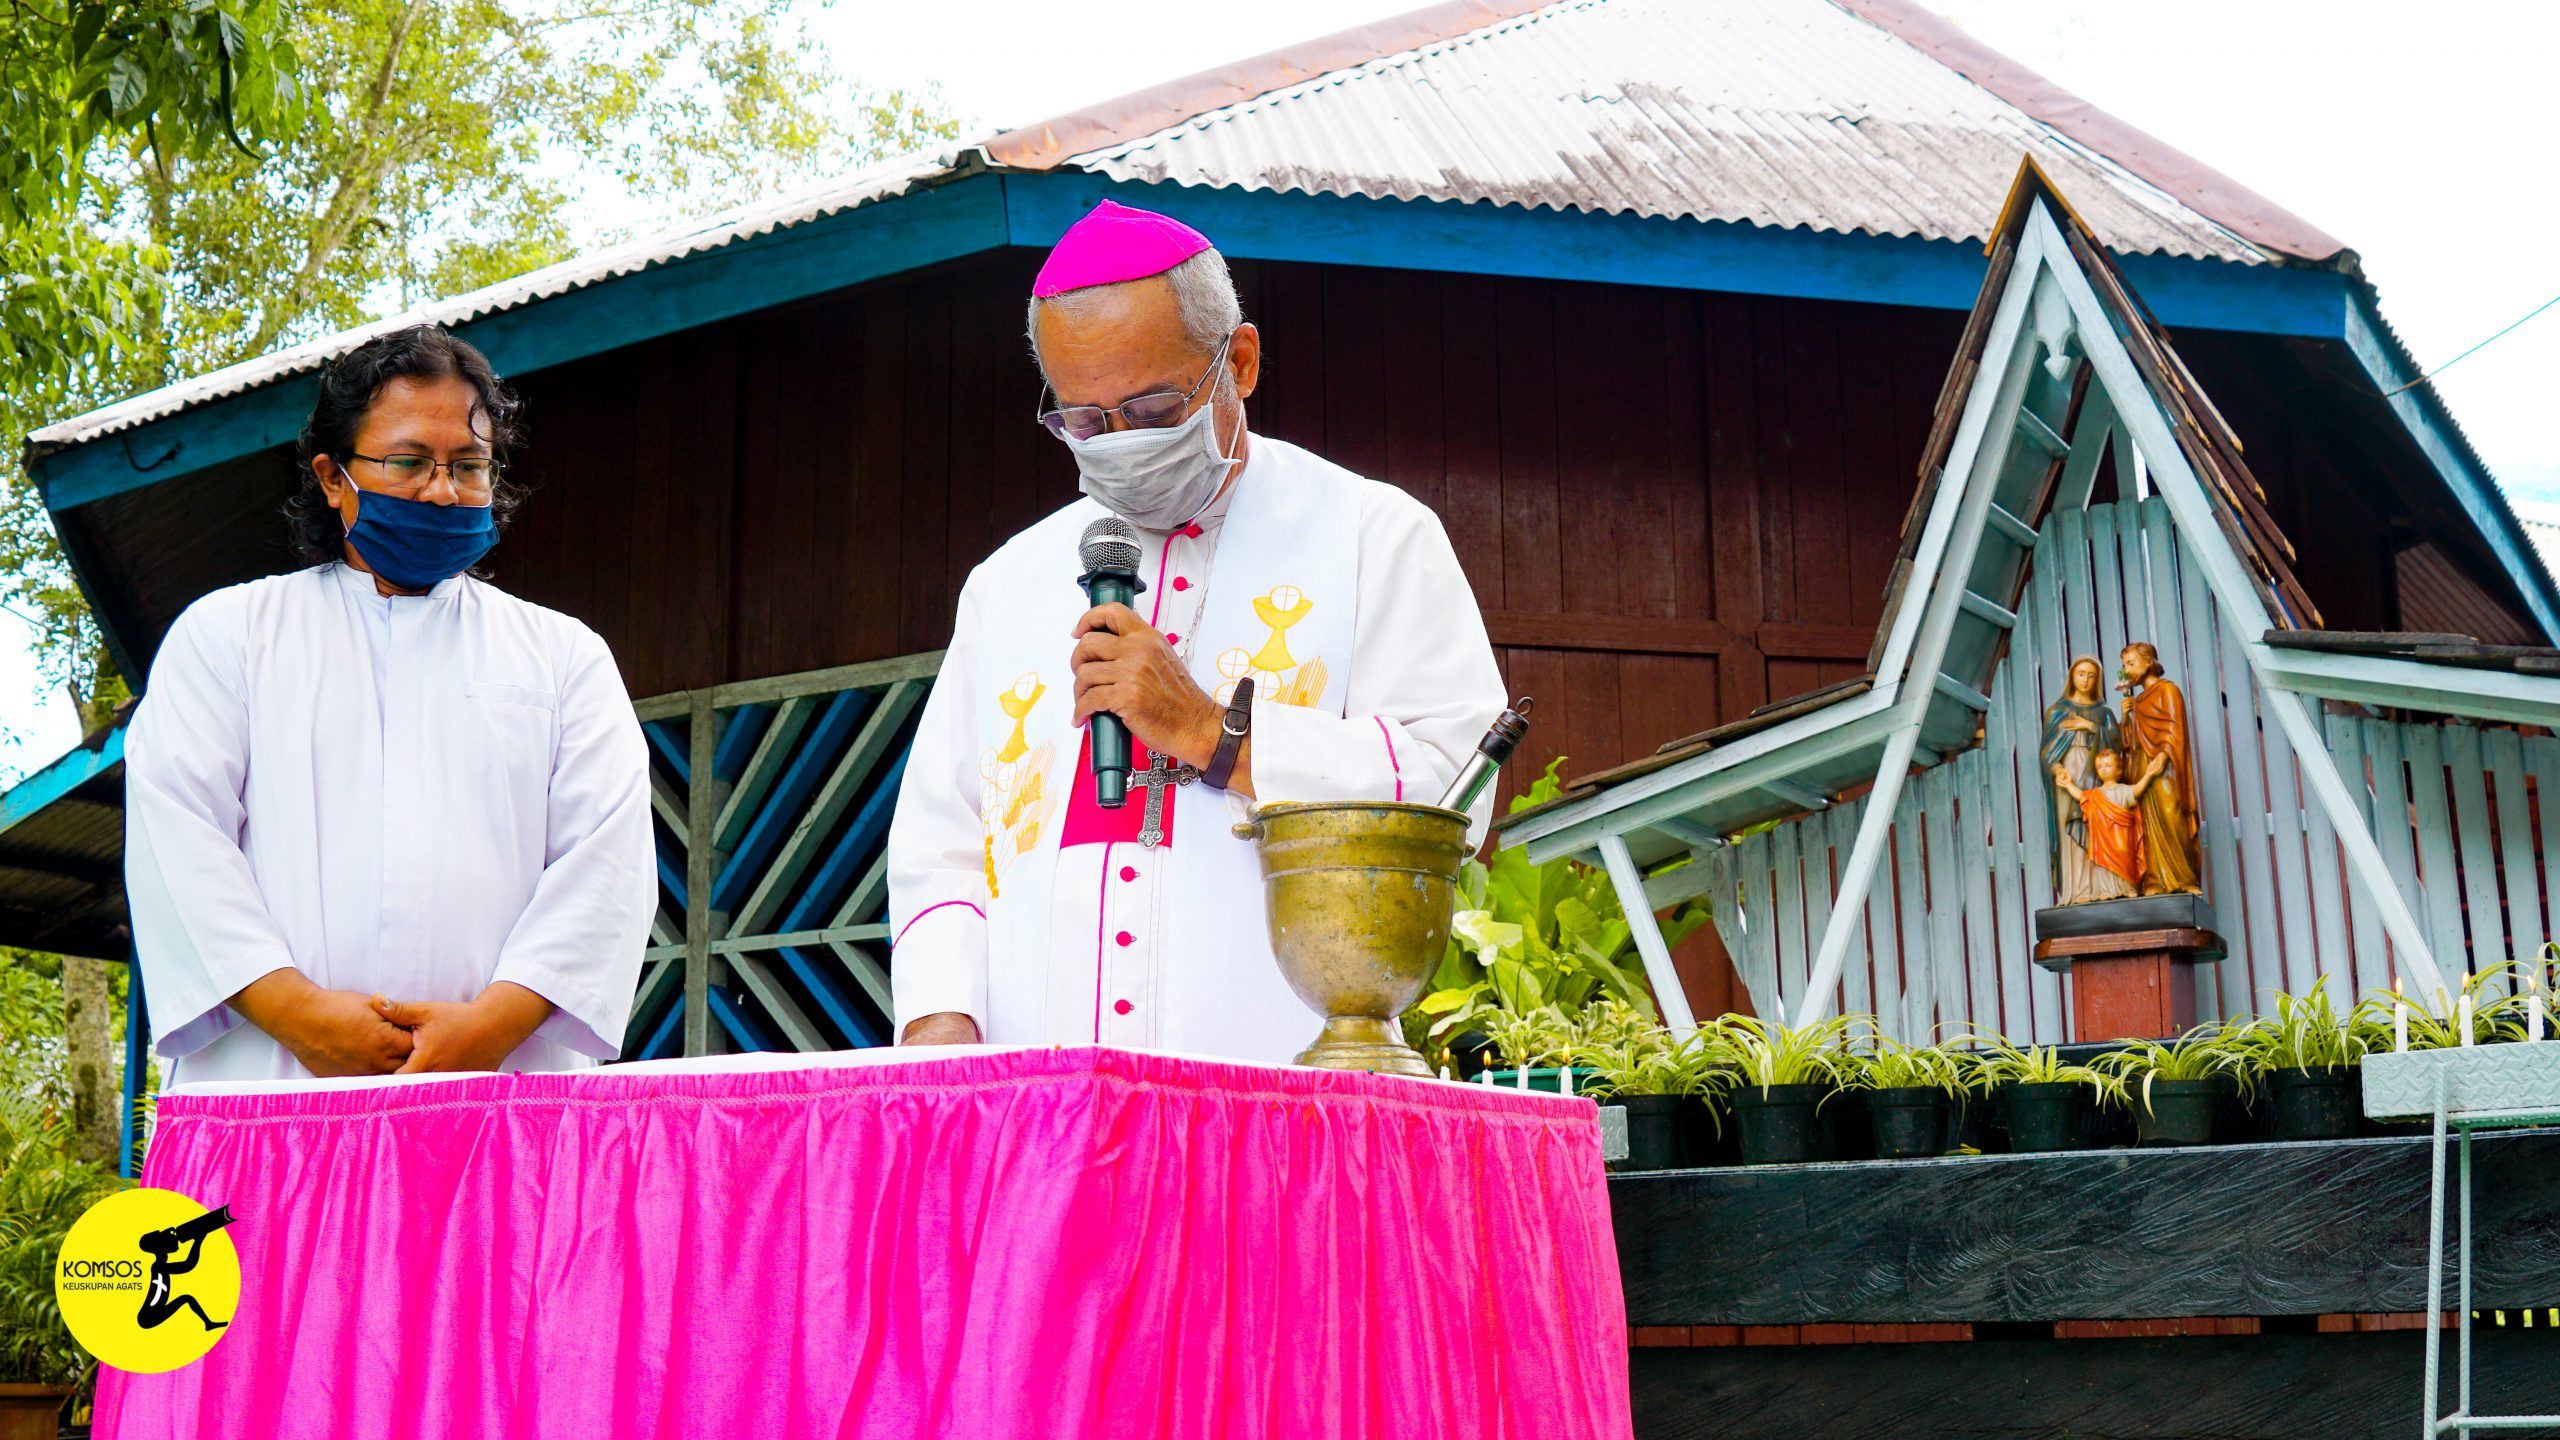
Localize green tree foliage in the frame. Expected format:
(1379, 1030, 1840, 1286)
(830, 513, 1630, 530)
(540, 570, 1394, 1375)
(2, 0, 959, 733)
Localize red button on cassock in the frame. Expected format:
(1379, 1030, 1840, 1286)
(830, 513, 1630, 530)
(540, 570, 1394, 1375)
(1114, 999, 1134, 1015)
(1171, 577, 1190, 591)
(1119, 866, 1138, 882)
(1115, 931, 1134, 947)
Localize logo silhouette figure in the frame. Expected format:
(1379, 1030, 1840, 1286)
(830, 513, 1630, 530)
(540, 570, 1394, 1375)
(136, 1204, 236, 1332)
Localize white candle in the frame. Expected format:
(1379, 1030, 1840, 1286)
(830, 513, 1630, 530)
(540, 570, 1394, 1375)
(2394, 978, 2408, 1053)
(1478, 1065, 1493, 1087)
(1516, 1061, 1530, 1091)
(1560, 1047, 1574, 1097)
(2532, 995, 2546, 1044)
(2460, 993, 2475, 1047)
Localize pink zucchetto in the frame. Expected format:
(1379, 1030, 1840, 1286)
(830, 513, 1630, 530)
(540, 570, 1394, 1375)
(1031, 200, 1215, 298)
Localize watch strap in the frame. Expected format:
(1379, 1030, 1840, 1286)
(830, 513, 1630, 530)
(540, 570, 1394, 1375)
(1204, 677, 1254, 790)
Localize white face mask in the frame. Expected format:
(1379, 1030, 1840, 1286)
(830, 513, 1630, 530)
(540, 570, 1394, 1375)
(1061, 396, 1241, 531)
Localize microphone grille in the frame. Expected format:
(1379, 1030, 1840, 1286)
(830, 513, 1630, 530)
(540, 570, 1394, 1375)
(1079, 516, 1143, 575)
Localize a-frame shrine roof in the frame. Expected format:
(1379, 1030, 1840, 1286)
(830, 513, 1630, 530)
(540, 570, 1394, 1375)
(1501, 161, 2560, 865)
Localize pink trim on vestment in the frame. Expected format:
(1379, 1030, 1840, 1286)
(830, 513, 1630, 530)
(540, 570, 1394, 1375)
(893, 899, 983, 948)
(1373, 717, 1403, 801)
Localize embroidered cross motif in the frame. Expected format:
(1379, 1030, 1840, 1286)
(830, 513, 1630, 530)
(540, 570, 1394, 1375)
(1130, 752, 1200, 849)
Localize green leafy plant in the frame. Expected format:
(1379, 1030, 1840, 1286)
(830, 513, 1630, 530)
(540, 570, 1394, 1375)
(1979, 1040, 2128, 1107)
(2091, 1025, 2254, 1115)
(0, 1086, 129, 1384)
(1565, 1001, 1735, 1102)
(1841, 1029, 1981, 1096)
(2227, 986, 2372, 1075)
(1717, 1013, 1855, 1094)
(1411, 758, 1712, 1065)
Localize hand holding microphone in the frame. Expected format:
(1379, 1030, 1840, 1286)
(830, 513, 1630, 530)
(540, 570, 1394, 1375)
(1072, 517, 1227, 806)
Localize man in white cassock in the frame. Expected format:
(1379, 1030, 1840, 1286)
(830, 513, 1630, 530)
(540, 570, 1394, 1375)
(888, 201, 1507, 1064)
(124, 326, 656, 1086)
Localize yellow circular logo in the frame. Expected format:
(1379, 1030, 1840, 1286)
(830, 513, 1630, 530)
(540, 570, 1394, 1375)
(54, 1188, 241, 1373)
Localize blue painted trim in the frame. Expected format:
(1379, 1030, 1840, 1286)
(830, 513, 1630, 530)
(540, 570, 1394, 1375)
(34, 177, 1014, 514)
(2336, 286, 2560, 643)
(711, 701, 772, 782)
(642, 718, 690, 784)
(707, 983, 775, 1052)
(712, 688, 873, 912)
(638, 994, 685, 1060)
(778, 945, 887, 1048)
(33, 171, 2356, 524)
(0, 728, 122, 837)
(1004, 172, 2349, 339)
(779, 749, 908, 931)
(120, 956, 148, 1180)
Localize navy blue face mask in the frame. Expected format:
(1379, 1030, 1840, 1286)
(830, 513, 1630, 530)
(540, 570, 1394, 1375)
(344, 488, 496, 591)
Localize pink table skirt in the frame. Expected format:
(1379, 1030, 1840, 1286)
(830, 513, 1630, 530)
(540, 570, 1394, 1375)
(99, 1046, 1631, 1439)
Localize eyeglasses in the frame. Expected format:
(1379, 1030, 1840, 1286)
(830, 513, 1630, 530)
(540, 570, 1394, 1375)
(1036, 333, 1235, 442)
(342, 453, 501, 500)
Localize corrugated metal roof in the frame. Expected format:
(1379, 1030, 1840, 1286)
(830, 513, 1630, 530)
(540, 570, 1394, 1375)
(1064, 0, 2266, 263)
(26, 148, 967, 452)
(28, 0, 2310, 454)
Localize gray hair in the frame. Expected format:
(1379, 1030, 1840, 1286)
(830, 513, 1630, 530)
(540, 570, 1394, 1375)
(1026, 248, 1243, 380)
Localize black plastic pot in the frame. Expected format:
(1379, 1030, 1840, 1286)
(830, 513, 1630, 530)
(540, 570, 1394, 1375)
(1687, 1097, 1738, 1168)
(2270, 1065, 2360, 1141)
(1868, 1087, 1952, 1159)
(1734, 1084, 1828, 1165)
(1950, 1092, 2007, 1154)
(2130, 1077, 2224, 1146)
(1612, 1094, 1696, 1170)
(1820, 1087, 1875, 1161)
(2004, 1081, 2091, 1153)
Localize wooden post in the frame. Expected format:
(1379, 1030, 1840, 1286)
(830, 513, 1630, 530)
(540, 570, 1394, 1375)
(684, 690, 719, 1056)
(1599, 833, 1701, 1038)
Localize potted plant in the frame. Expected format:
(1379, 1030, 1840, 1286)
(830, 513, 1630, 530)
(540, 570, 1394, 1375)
(1582, 1005, 1733, 1170)
(1982, 1042, 2124, 1152)
(1, 1090, 128, 1435)
(2092, 1026, 2252, 1146)
(1844, 1031, 1975, 1159)
(1406, 759, 1711, 1072)
(2226, 987, 2371, 1141)
(1721, 1014, 1853, 1165)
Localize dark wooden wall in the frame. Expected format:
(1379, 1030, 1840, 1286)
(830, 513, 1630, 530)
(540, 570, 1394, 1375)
(493, 250, 1953, 799)
(464, 248, 2520, 1017)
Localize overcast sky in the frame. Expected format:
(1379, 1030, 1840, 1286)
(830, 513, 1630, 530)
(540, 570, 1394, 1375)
(6, 0, 2554, 779)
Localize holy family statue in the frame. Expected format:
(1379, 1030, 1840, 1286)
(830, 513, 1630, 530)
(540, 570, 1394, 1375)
(2041, 643, 2204, 906)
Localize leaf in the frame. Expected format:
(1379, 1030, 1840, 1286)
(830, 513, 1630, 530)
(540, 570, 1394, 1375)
(105, 54, 147, 116)
(70, 7, 107, 65)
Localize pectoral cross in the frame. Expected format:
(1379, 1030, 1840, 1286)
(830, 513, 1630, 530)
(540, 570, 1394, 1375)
(1130, 751, 1200, 849)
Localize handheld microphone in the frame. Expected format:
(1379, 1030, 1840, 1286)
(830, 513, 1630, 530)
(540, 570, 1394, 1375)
(1077, 517, 1148, 808)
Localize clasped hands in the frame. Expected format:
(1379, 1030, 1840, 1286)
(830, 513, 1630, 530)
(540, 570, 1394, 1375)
(231, 969, 553, 1077)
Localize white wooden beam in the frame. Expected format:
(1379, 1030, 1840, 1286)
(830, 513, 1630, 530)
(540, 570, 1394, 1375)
(2258, 649, 2560, 729)
(2255, 683, 2450, 1008)
(1599, 832, 1701, 1037)
(2014, 406, 2069, 458)
(1986, 501, 2041, 548)
(1651, 816, 1725, 850)
(1958, 589, 2019, 630)
(1793, 722, 1924, 1029)
(1762, 778, 1832, 811)
(1932, 673, 1993, 712)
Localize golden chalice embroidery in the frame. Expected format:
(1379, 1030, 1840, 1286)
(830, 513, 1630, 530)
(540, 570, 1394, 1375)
(980, 672, 1058, 898)
(1219, 587, 1331, 710)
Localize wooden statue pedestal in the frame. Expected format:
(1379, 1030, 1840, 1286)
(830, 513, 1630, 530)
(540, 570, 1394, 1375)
(2032, 895, 2222, 1043)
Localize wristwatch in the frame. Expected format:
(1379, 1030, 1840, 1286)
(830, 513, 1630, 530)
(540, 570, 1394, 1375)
(1204, 678, 1254, 790)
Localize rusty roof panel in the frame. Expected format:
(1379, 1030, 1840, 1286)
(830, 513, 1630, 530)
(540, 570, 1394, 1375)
(1065, 0, 2265, 263)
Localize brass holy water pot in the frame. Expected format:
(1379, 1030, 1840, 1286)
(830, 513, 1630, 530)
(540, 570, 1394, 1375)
(1233, 800, 1471, 1077)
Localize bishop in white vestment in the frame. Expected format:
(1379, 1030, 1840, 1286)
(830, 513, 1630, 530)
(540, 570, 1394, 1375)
(887, 202, 1507, 1065)
(125, 327, 656, 1085)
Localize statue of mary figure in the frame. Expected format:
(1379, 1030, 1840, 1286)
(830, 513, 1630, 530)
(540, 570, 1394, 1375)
(2041, 654, 2121, 906)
